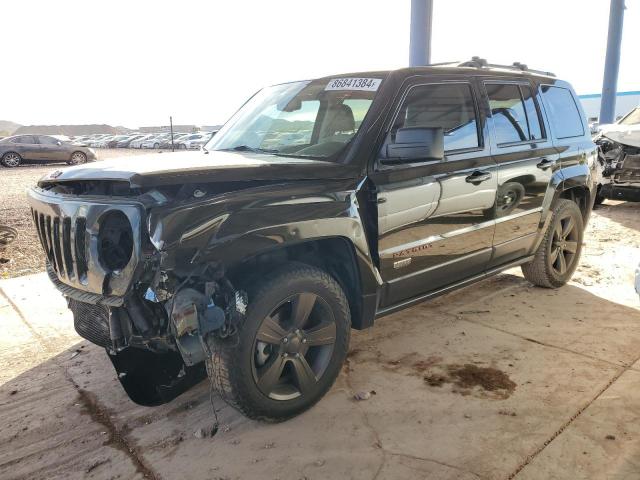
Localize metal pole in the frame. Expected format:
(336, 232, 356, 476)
(409, 0, 433, 67)
(599, 0, 625, 124)
(170, 116, 175, 152)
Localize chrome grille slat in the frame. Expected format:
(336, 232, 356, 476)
(62, 217, 75, 279)
(52, 217, 65, 276)
(44, 214, 56, 267)
(75, 217, 88, 280)
(37, 213, 47, 260)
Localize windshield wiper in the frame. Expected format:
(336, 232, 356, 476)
(227, 145, 279, 154)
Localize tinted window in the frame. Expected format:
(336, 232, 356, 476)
(390, 83, 479, 152)
(11, 136, 36, 144)
(486, 84, 530, 144)
(38, 136, 60, 145)
(541, 85, 584, 138)
(520, 86, 544, 140)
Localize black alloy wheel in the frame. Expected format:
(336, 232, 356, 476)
(522, 199, 584, 288)
(549, 213, 579, 276)
(252, 292, 337, 400)
(211, 264, 350, 421)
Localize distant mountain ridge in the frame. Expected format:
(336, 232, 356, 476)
(0, 120, 21, 136)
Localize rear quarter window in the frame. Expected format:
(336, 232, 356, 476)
(541, 85, 584, 139)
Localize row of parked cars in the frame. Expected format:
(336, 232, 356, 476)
(72, 131, 216, 150)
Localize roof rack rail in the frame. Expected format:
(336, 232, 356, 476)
(439, 56, 556, 77)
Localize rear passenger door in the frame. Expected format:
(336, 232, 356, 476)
(373, 79, 498, 307)
(483, 80, 558, 267)
(10, 135, 39, 160)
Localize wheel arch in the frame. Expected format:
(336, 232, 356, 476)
(226, 236, 378, 330)
(558, 184, 591, 222)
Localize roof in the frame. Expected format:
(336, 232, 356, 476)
(316, 58, 557, 84)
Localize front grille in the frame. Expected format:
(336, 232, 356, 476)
(69, 298, 111, 348)
(28, 188, 142, 296)
(32, 208, 87, 281)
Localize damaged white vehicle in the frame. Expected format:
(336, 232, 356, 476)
(595, 107, 640, 203)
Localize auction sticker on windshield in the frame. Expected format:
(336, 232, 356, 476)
(325, 78, 381, 91)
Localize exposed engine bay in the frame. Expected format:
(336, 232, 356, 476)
(63, 257, 248, 406)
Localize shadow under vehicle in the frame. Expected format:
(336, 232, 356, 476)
(27, 59, 597, 421)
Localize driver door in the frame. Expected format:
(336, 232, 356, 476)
(35, 135, 67, 162)
(372, 80, 498, 308)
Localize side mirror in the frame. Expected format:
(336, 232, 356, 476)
(383, 127, 444, 164)
(56, 141, 62, 146)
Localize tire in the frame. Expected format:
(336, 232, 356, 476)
(594, 185, 606, 206)
(211, 263, 351, 421)
(180, 144, 187, 150)
(154, 143, 159, 149)
(521, 199, 584, 288)
(68, 151, 87, 165)
(1, 152, 22, 168)
(0, 225, 18, 249)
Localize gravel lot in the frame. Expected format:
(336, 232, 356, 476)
(0, 149, 153, 279)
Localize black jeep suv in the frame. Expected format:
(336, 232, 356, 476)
(28, 59, 597, 421)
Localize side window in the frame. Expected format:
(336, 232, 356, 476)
(486, 84, 530, 144)
(541, 85, 584, 138)
(388, 83, 479, 152)
(520, 86, 544, 140)
(38, 136, 59, 145)
(12, 136, 35, 144)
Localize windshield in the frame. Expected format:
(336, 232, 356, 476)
(619, 107, 640, 126)
(206, 77, 382, 159)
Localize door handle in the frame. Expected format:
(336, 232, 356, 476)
(377, 197, 387, 204)
(465, 170, 492, 184)
(536, 158, 555, 170)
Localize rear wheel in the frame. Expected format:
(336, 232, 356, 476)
(522, 199, 584, 288)
(1, 152, 21, 168)
(211, 264, 350, 421)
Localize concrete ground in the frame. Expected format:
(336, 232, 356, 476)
(0, 201, 639, 480)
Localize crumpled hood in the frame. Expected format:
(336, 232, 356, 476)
(38, 150, 359, 188)
(600, 123, 640, 149)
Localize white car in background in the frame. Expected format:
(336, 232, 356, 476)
(140, 135, 167, 149)
(176, 132, 213, 150)
(635, 262, 640, 301)
(129, 134, 156, 149)
(90, 135, 115, 148)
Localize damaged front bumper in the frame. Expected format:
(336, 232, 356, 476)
(29, 187, 246, 406)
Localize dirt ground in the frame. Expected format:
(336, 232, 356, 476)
(0, 186, 639, 479)
(0, 149, 156, 279)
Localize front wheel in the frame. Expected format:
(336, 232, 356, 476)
(522, 199, 584, 288)
(211, 264, 351, 421)
(68, 151, 87, 165)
